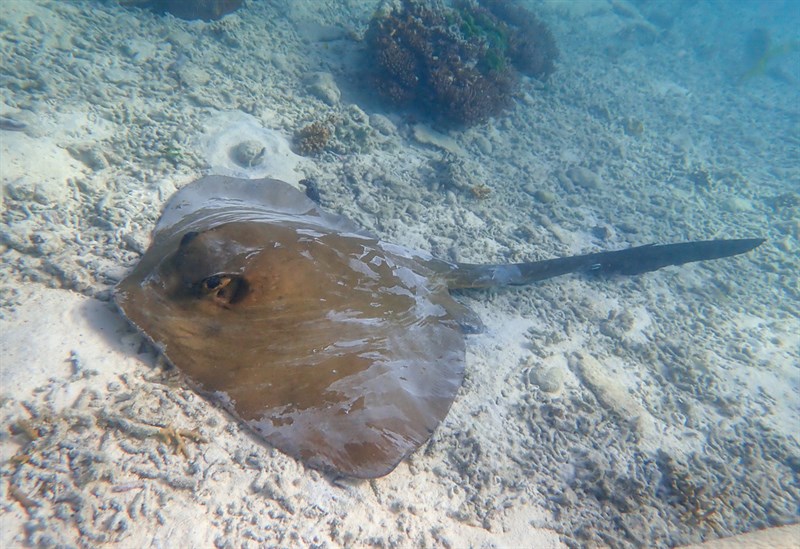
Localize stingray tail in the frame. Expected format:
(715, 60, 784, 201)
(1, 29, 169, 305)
(444, 238, 765, 289)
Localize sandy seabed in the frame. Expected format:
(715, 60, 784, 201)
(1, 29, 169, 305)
(1, 1, 798, 547)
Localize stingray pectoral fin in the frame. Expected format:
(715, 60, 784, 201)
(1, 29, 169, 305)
(446, 238, 765, 289)
(430, 292, 486, 334)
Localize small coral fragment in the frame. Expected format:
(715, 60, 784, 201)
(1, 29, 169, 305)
(293, 120, 333, 156)
(158, 426, 207, 457)
(470, 183, 492, 199)
(12, 418, 42, 440)
(99, 411, 207, 458)
(8, 485, 41, 514)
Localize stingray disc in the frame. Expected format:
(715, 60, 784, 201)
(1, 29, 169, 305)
(116, 175, 467, 478)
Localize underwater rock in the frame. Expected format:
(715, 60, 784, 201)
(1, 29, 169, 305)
(572, 353, 657, 448)
(332, 105, 375, 154)
(412, 124, 466, 156)
(66, 145, 110, 171)
(532, 189, 556, 204)
(176, 64, 211, 89)
(305, 72, 341, 106)
(5, 177, 70, 207)
(721, 196, 753, 213)
(566, 166, 601, 189)
(369, 114, 396, 136)
(122, 39, 157, 64)
(623, 117, 644, 136)
(473, 135, 492, 155)
(527, 366, 565, 394)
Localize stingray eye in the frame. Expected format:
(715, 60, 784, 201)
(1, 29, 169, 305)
(198, 274, 248, 306)
(204, 275, 223, 290)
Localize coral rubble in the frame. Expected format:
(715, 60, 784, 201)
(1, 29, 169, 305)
(365, 0, 558, 126)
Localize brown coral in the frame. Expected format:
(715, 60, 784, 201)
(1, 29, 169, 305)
(365, 0, 557, 126)
(293, 120, 332, 156)
(366, 0, 514, 125)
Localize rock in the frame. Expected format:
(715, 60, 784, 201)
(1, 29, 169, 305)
(474, 135, 492, 155)
(305, 72, 341, 106)
(167, 28, 193, 48)
(721, 195, 753, 212)
(591, 225, 612, 241)
(122, 39, 157, 64)
(529, 366, 565, 393)
(104, 68, 137, 85)
(268, 53, 289, 72)
(412, 124, 466, 156)
(177, 64, 211, 88)
(27, 15, 46, 34)
(369, 114, 396, 136)
(533, 189, 556, 204)
(572, 353, 658, 449)
(774, 236, 794, 254)
(566, 166, 601, 189)
(66, 146, 109, 171)
(623, 117, 644, 136)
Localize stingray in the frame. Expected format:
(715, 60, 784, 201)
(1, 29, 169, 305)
(115, 175, 763, 478)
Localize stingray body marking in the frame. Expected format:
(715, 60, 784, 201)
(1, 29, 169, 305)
(115, 175, 764, 478)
